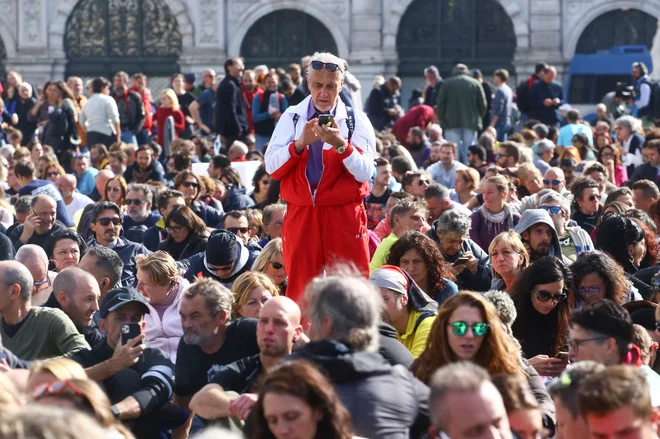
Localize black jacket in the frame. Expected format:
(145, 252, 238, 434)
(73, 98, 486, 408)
(143, 224, 167, 252)
(0, 232, 14, 262)
(366, 84, 400, 131)
(529, 80, 564, 126)
(288, 340, 430, 439)
(628, 162, 658, 186)
(113, 89, 146, 133)
(378, 323, 414, 367)
(157, 235, 207, 263)
(215, 75, 248, 138)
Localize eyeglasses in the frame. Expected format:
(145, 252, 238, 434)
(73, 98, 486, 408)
(227, 227, 249, 234)
(540, 205, 563, 215)
(543, 179, 563, 185)
(601, 152, 614, 157)
(450, 321, 489, 337)
(535, 289, 567, 303)
(46, 171, 60, 177)
(270, 261, 284, 270)
(311, 60, 342, 73)
(576, 285, 602, 297)
(167, 225, 186, 233)
(568, 336, 607, 352)
(125, 198, 143, 206)
(97, 217, 121, 226)
(32, 380, 85, 400)
(107, 186, 121, 193)
(182, 181, 199, 189)
(418, 179, 429, 186)
(34, 272, 51, 291)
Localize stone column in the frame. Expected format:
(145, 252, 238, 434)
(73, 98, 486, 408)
(179, 0, 226, 75)
(11, 0, 56, 84)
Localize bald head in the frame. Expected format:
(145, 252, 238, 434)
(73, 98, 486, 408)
(544, 167, 566, 193)
(96, 170, 114, 193)
(53, 267, 96, 298)
(57, 174, 76, 188)
(0, 261, 34, 302)
(16, 245, 48, 288)
(257, 296, 303, 358)
(52, 267, 100, 327)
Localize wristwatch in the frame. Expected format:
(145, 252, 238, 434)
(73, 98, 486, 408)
(336, 143, 346, 154)
(111, 404, 121, 420)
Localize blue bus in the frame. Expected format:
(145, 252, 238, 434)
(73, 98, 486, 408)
(565, 45, 653, 104)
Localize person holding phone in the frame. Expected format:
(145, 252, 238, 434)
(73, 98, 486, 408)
(71, 287, 177, 438)
(265, 52, 376, 304)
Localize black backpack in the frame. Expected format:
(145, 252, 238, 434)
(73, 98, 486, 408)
(516, 78, 532, 114)
(649, 80, 660, 119)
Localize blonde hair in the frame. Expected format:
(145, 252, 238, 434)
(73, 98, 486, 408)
(160, 88, 180, 111)
(231, 271, 280, 318)
(135, 251, 178, 286)
(485, 175, 509, 194)
(488, 231, 530, 279)
(252, 237, 283, 274)
(29, 358, 87, 381)
(516, 162, 541, 183)
(0, 405, 108, 439)
(456, 167, 480, 191)
(0, 373, 20, 414)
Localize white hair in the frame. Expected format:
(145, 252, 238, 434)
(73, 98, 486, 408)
(596, 103, 606, 112)
(0, 145, 15, 161)
(253, 65, 269, 76)
(428, 124, 443, 136)
(229, 141, 248, 156)
(306, 52, 344, 78)
(18, 82, 32, 94)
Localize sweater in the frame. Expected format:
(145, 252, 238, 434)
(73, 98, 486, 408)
(0, 307, 90, 361)
(79, 93, 120, 137)
(155, 107, 185, 147)
(143, 277, 188, 363)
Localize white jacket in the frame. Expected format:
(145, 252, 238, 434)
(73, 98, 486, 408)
(143, 276, 189, 363)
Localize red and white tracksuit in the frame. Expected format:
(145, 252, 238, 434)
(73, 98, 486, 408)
(265, 96, 376, 304)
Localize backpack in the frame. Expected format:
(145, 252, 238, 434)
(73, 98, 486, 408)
(413, 310, 437, 332)
(515, 78, 531, 114)
(292, 106, 355, 141)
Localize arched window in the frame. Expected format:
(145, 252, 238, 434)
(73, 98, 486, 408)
(241, 10, 338, 69)
(65, 0, 182, 78)
(396, 0, 516, 77)
(576, 9, 657, 54)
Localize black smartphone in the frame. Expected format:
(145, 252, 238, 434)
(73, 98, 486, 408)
(121, 323, 142, 346)
(454, 256, 470, 266)
(318, 114, 334, 127)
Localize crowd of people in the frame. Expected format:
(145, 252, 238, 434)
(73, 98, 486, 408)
(0, 51, 658, 439)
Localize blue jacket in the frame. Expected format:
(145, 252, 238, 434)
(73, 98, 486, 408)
(142, 223, 167, 252)
(222, 185, 255, 212)
(122, 212, 161, 244)
(75, 168, 98, 196)
(530, 80, 564, 126)
(191, 200, 223, 228)
(123, 160, 165, 184)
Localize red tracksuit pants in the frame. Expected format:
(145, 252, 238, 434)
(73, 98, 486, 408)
(282, 201, 370, 304)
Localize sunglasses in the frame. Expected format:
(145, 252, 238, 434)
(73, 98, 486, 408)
(535, 289, 567, 303)
(46, 171, 60, 177)
(270, 261, 284, 270)
(97, 217, 121, 226)
(125, 198, 143, 206)
(586, 195, 599, 202)
(497, 153, 508, 158)
(211, 264, 233, 272)
(227, 227, 249, 234)
(418, 179, 429, 186)
(32, 380, 85, 400)
(540, 205, 563, 215)
(311, 60, 342, 73)
(450, 321, 489, 337)
(73, 153, 88, 159)
(543, 179, 563, 185)
(182, 181, 199, 189)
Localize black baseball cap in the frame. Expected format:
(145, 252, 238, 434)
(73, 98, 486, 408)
(99, 287, 150, 319)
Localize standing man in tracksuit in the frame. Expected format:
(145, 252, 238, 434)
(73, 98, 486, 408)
(265, 51, 376, 303)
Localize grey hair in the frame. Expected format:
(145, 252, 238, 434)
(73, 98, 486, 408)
(127, 183, 153, 204)
(430, 362, 493, 428)
(306, 52, 344, 78)
(539, 190, 571, 214)
(1, 261, 34, 301)
(14, 196, 33, 214)
(424, 183, 450, 201)
(16, 245, 48, 270)
(436, 210, 471, 236)
(184, 278, 234, 326)
(304, 268, 382, 352)
(424, 66, 440, 78)
(615, 115, 636, 132)
(482, 290, 517, 333)
(536, 138, 555, 152)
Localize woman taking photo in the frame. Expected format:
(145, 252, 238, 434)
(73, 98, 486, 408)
(155, 88, 185, 148)
(250, 361, 354, 439)
(386, 231, 458, 304)
(45, 229, 86, 272)
(158, 205, 208, 263)
(571, 250, 638, 308)
(488, 231, 530, 291)
(597, 144, 627, 187)
(135, 251, 188, 363)
(252, 237, 287, 296)
(470, 175, 520, 250)
(42, 81, 79, 171)
(231, 271, 279, 319)
(174, 170, 222, 227)
(412, 292, 555, 431)
(250, 164, 272, 208)
(450, 167, 479, 205)
(510, 257, 575, 376)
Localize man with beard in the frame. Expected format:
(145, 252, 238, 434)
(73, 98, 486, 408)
(405, 126, 431, 167)
(189, 297, 303, 420)
(123, 144, 165, 184)
(173, 278, 258, 436)
(122, 183, 160, 244)
(514, 208, 572, 265)
(88, 202, 150, 287)
(467, 144, 489, 178)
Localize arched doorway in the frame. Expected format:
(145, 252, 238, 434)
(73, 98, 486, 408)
(576, 8, 657, 54)
(396, 0, 516, 78)
(65, 0, 182, 81)
(240, 10, 338, 69)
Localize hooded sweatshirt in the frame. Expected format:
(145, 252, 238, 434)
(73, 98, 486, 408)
(288, 340, 430, 439)
(514, 209, 572, 266)
(183, 238, 258, 289)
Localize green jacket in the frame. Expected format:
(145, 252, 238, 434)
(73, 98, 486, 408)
(436, 72, 487, 131)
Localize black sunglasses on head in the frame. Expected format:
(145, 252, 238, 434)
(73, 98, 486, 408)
(311, 60, 342, 73)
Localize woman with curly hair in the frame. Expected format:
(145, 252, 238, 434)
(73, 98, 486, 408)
(249, 361, 355, 439)
(571, 250, 637, 308)
(386, 231, 457, 304)
(510, 256, 575, 376)
(411, 292, 556, 432)
(631, 218, 660, 269)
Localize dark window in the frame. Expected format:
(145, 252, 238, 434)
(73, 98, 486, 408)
(65, 0, 182, 78)
(241, 10, 338, 69)
(568, 74, 632, 104)
(396, 0, 516, 78)
(576, 9, 657, 54)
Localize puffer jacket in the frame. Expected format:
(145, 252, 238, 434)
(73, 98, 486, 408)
(143, 277, 189, 363)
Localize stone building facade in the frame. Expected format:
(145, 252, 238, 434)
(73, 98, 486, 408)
(0, 0, 658, 100)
